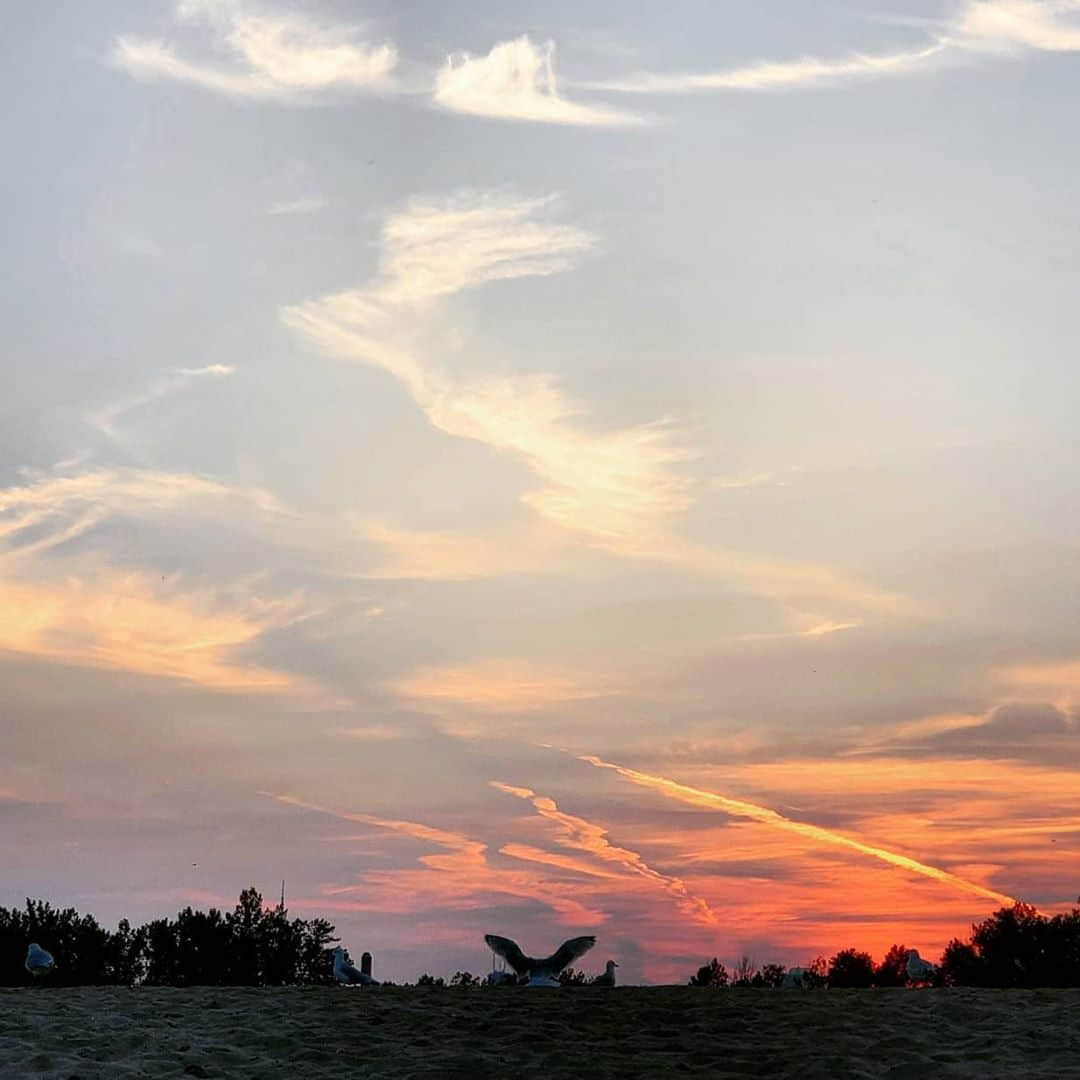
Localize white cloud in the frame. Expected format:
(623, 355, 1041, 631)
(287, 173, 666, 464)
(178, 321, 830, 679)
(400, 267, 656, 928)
(87, 364, 235, 450)
(283, 192, 689, 548)
(434, 36, 642, 126)
(599, 41, 950, 93)
(283, 190, 905, 618)
(114, 1, 397, 101)
(955, 0, 1080, 52)
(0, 468, 301, 690)
(594, 1, 1080, 95)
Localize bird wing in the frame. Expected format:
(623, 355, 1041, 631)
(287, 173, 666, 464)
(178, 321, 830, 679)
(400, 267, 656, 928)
(544, 935, 596, 973)
(484, 935, 533, 975)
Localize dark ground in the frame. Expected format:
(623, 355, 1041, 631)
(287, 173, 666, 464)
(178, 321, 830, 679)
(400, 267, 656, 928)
(2, 986, 1079, 1079)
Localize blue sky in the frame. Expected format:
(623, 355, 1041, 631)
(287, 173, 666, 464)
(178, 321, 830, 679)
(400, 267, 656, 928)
(2, 1, 1079, 982)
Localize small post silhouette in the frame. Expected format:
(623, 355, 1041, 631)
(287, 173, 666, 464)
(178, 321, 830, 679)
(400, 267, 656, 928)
(361, 952, 373, 978)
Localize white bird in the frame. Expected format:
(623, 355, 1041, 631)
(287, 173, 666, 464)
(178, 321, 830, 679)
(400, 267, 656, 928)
(592, 960, 619, 987)
(905, 948, 936, 983)
(484, 934, 595, 983)
(525, 974, 562, 988)
(25, 944, 55, 978)
(781, 967, 809, 989)
(332, 947, 379, 986)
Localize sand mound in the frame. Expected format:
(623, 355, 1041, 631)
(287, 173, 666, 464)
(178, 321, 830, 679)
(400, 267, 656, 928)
(1, 986, 1078, 1078)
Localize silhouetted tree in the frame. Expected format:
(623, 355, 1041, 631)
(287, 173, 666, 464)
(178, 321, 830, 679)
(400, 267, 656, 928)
(756, 962, 786, 988)
(450, 970, 479, 987)
(296, 917, 338, 985)
(416, 973, 446, 987)
(942, 902, 1080, 988)
(939, 939, 983, 987)
(828, 948, 875, 989)
(874, 944, 909, 988)
(804, 955, 829, 988)
(689, 958, 729, 987)
(0, 888, 340, 987)
(732, 955, 757, 987)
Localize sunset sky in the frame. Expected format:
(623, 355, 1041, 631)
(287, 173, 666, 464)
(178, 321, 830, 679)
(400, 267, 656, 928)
(4, 0, 1080, 984)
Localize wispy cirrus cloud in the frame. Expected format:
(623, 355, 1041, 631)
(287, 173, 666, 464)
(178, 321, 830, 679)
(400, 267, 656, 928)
(598, 40, 950, 94)
(87, 364, 235, 452)
(285, 190, 905, 625)
(390, 660, 615, 715)
(577, 752, 1017, 906)
(283, 192, 692, 550)
(267, 793, 606, 925)
(594, 1, 1080, 95)
(0, 467, 302, 691)
(114, 0, 397, 101)
(434, 36, 642, 126)
(492, 781, 718, 924)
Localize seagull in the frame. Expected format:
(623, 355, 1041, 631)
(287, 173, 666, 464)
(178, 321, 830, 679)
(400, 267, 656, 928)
(905, 948, 936, 983)
(332, 947, 379, 986)
(484, 934, 596, 985)
(592, 960, 619, 987)
(25, 944, 55, 978)
(781, 967, 809, 989)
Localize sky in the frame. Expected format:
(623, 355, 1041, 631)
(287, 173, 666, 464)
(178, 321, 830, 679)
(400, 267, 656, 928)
(3, 0, 1080, 984)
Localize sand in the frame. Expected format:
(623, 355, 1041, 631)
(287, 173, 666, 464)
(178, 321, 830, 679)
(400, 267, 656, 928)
(2, 986, 1078, 1079)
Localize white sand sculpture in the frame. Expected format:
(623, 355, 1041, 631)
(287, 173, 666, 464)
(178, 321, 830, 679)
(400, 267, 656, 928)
(484, 934, 595, 987)
(905, 949, 936, 984)
(25, 944, 55, 978)
(332, 947, 379, 986)
(781, 967, 810, 989)
(592, 960, 619, 987)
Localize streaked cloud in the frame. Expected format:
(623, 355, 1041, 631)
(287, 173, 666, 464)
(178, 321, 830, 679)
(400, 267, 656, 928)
(491, 781, 718, 924)
(956, 0, 1080, 52)
(598, 41, 950, 94)
(594, 1, 1080, 95)
(268, 793, 606, 925)
(88, 365, 235, 450)
(0, 468, 301, 690)
(284, 193, 692, 549)
(286, 190, 906, 626)
(434, 36, 642, 126)
(390, 660, 615, 713)
(577, 752, 1017, 905)
(114, 0, 397, 101)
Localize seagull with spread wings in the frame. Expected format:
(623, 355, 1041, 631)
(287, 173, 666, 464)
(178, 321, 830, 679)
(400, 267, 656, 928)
(484, 933, 596, 986)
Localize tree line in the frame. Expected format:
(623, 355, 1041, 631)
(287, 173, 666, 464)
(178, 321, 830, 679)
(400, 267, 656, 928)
(5, 893, 1079, 988)
(688, 901, 1080, 988)
(0, 888, 337, 987)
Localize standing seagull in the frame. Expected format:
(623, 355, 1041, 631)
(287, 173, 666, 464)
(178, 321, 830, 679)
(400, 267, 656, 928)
(905, 948, 936, 984)
(332, 947, 379, 986)
(484, 934, 595, 986)
(25, 944, 54, 979)
(592, 960, 619, 987)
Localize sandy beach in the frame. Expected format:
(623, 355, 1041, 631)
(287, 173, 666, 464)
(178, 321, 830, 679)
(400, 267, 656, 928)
(2, 986, 1078, 1079)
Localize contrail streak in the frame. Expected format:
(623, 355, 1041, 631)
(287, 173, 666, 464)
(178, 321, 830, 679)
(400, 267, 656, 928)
(492, 780, 718, 924)
(577, 754, 1016, 907)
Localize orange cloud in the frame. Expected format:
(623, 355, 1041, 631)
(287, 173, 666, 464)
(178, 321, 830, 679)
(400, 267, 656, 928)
(389, 660, 616, 713)
(267, 793, 606, 925)
(491, 780, 717, 925)
(0, 468, 303, 691)
(578, 754, 1016, 906)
